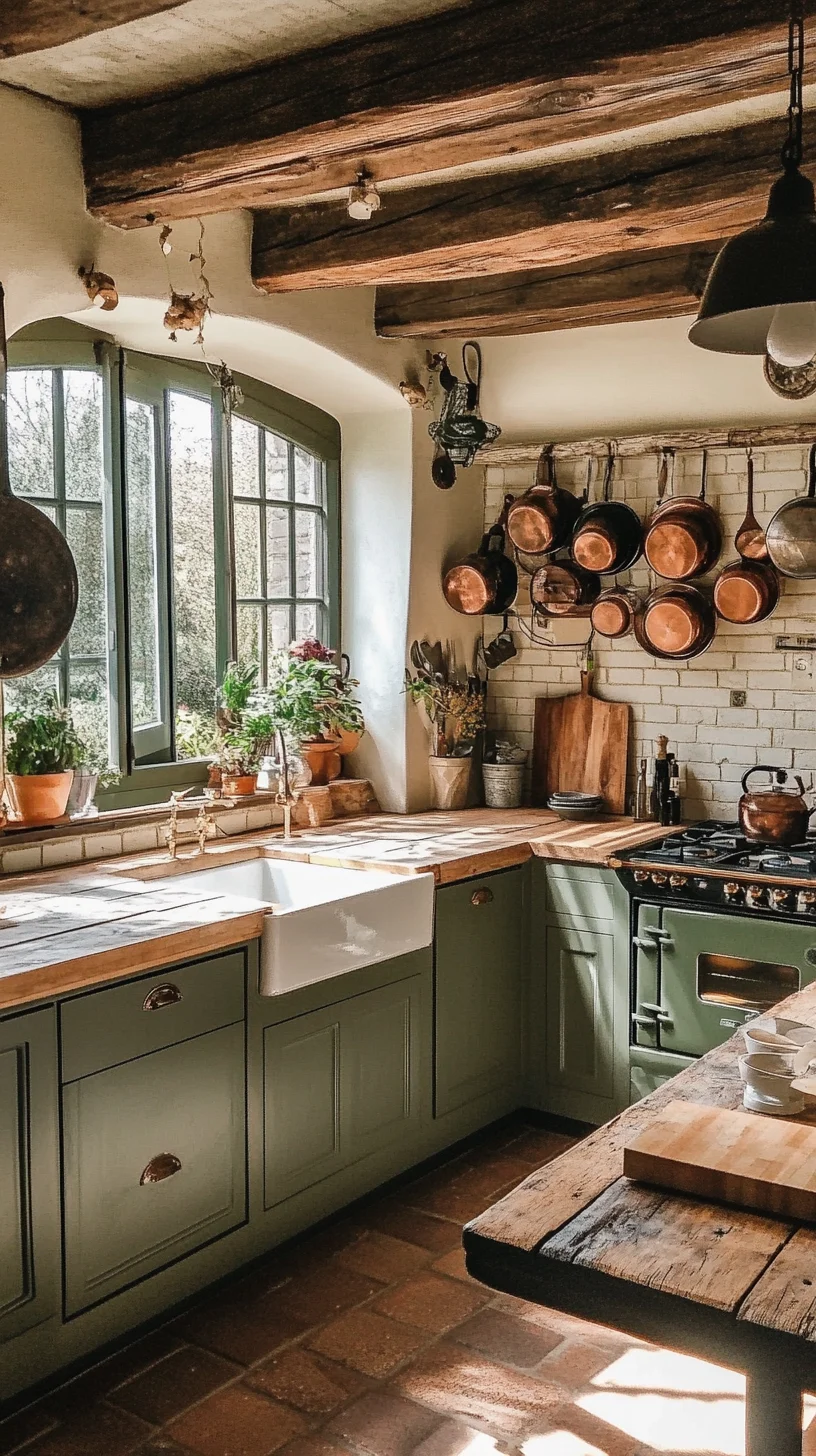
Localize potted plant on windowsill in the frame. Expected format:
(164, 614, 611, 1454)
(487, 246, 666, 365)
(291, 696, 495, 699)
(4, 698, 84, 824)
(265, 641, 365, 785)
(219, 708, 277, 797)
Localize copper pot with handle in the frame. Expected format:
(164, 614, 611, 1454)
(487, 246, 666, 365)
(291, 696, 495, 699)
(739, 766, 812, 845)
(571, 447, 642, 574)
(506, 447, 582, 556)
(644, 449, 722, 581)
(443, 500, 518, 616)
(765, 442, 816, 579)
(714, 451, 779, 624)
(591, 587, 640, 639)
(634, 583, 716, 660)
(530, 561, 601, 617)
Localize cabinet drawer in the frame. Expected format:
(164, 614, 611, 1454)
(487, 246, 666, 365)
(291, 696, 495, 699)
(61, 951, 246, 1081)
(63, 1024, 246, 1314)
(544, 865, 616, 922)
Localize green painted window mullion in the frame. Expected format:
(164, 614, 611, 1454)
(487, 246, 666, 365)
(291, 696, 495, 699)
(258, 418, 269, 681)
(211, 384, 235, 680)
(52, 369, 71, 709)
(287, 443, 297, 645)
(97, 343, 129, 774)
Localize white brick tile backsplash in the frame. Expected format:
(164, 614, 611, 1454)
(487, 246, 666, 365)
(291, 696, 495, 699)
(484, 444, 816, 817)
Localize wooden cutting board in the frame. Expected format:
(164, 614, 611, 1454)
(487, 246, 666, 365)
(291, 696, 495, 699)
(624, 1100, 816, 1222)
(531, 672, 630, 813)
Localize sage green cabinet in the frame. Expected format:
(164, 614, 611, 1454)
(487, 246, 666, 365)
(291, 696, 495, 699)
(0, 1007, 59, 1341)
(435, 867, 524, 1120)
(545, 923, 615, 1101)
(263, 974, 424, 1210)
(63, 1022, 247, 1315)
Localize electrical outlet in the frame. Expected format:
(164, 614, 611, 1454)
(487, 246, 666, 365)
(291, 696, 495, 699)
(793, 654, 814, 683)
(730, 689, 747, 708)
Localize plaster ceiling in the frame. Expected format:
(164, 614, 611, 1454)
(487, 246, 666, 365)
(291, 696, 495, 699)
(0, 0, 465, 108)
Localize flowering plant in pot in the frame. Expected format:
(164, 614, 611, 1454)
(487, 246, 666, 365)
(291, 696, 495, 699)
(4, 698, 84, 823)
(263, 641, 364, 784)
(404, 659, 486, 809)
(219, 707, 277, 797)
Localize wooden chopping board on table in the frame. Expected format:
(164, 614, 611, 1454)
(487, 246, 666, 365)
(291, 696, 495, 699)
(531, 671, 630, 813)
(624, 1100, 816, 1222)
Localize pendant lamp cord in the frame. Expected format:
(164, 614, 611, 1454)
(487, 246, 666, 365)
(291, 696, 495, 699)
(783, 12, 805, 169)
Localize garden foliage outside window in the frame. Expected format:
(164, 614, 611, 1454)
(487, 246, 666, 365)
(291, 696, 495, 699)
(5, 329, 340, 808)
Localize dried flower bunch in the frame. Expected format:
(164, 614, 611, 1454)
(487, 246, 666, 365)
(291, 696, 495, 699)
(404, 643, 486, 758)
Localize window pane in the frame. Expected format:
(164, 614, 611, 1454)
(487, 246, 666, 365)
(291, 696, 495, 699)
(268, 605, 292, 653)
(234, 502, 262, 597)
(266, 506, 291, 598)
(295, 509, 320, 596)
(294, 445, 320, 504)
(126, 399, 161, 729)
(68, 661, 108, 762)
(237, 603, 262, 665)
(8, 370, 53, 497)
(169, 393, 216, 718)
(64, 371, 103, 501)
(66, 507, 106, 656)
(3, 662, 60, 718)
(265, 432, 289, 499)
(295, 603, 318, 640)
(231, 416, 260, 497)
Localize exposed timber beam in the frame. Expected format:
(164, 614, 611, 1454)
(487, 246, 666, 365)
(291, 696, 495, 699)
(374, 245, 722, 338)
(0, 2, 186, 58)
(81, 0, 804, 228)
(251, 113, 814, 292)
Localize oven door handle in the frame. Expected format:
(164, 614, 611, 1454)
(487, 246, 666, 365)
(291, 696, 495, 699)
(639, 1000, 673, 1026)
(633, 935, 659, 952)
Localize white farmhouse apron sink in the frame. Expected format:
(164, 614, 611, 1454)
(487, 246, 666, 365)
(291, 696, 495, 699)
(149, 858, 435, 996)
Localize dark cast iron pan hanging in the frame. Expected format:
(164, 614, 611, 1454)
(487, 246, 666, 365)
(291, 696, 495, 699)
(0, 284, 78, 676)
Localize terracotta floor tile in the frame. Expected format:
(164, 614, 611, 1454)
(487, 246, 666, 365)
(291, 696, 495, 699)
(167, 1386, 306, 1456)
(109, 1346, 241, 1425)
(174, 1297, 306, 1368)
(390, 1343, 565, 1437)
(44, 1331, 185, 1415)
(450, 1158, 536, 1199)
(362, 1200, 463, 1253)
(503, 1130, 576, 1166)
(273, 1265, 385, 1330)
(412, 1420, 511, 1456)
(491, 1297, 641, 1352)
(276, 1440, 350, 1456)
(326, 1392, 440, 1456)
(0, 1405, 58, 1455)
(308, 1309, 427, 1378)
(402, 1186, 507, 1225)
(373, 1273, 489, 1334)
(21, 1403, 151, 1456)
(540, 1400, 646, 1456)
(334, 1230, 431, 1284)
(538, 1339, 617, 1388)
(430, 1248, 474, 1284)
(245, 1348, 369, 1416)
(453, 1309, 562, 1369)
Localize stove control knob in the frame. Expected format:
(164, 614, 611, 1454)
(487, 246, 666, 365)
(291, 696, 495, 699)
(745, 884, 767, 908)
(650, 871, 668, 887)
(770, 887, 794, 912)
(798, 890, 816, 914)
(723, 881, 743, 903)
(633, 870, 650, 883)
(669, 874, 688, 890)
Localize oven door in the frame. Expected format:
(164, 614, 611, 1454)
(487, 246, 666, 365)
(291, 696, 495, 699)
(658, 907, 816, 1057)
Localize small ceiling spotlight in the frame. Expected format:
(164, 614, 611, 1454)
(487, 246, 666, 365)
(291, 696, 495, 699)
(347, 170, 382, 221)
(78, 266, 119, 312)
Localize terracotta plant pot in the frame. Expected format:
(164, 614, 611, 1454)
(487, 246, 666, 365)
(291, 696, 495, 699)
(429, 756, 471, 810)
(333, 727, 363, 758)
(221, 773, 257, 797)
(7, 771, 74, 824)
(301, 739, 342, 786)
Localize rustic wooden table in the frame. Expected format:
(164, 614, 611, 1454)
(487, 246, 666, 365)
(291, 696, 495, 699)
(465, 982, 816, 1456)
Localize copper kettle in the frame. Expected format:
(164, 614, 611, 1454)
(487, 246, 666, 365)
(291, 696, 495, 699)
(738, 766, 812, 845)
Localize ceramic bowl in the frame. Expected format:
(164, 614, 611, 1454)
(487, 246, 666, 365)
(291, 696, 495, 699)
(743, 1017, 816, 1057)
(739, 1051, 806, 1115)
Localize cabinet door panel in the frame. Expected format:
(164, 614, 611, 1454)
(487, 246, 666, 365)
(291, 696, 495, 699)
(0, 1008, 59, 1341)
(435, 869, 523, 1118)
(263, 1010, 342, 1209)
(64, 1024, 246, 1315)
(546, 925, 614, 1099)
(343, 977, 422, 1159)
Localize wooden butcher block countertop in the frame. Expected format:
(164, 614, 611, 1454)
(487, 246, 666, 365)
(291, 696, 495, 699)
(0, 808, 671, 1013)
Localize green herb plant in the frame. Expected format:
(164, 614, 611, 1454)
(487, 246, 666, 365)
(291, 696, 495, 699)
(5, 698, 85, 776)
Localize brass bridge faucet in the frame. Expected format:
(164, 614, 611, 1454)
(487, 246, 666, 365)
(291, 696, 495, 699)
(275, 729, 300, 840)
(166, 789, 216, 859)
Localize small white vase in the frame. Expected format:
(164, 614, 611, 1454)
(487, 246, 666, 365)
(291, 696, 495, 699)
(428, 756, 471, 810)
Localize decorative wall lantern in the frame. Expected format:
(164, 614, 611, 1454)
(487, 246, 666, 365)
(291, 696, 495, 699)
(428, 342, 501, 488)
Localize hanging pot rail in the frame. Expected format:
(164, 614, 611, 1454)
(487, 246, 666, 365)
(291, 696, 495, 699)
(484, 422, 816, 466)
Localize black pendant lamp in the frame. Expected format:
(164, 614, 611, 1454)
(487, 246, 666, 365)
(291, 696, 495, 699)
(689, 14, 816, 398)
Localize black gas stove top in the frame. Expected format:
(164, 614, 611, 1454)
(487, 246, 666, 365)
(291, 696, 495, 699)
(616, 821, 816, 914)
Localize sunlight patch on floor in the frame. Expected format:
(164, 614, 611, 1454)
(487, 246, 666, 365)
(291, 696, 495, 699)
(591, 1348, 745, 1396)
(577, 1391, 745, 1453)
(522, 1432, 608, 1455)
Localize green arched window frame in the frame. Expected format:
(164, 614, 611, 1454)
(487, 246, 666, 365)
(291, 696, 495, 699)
(7, 319, 341, 810)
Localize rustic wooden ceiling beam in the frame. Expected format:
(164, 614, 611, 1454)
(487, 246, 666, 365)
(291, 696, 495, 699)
(251, 112, 813, 292)
(374, 245, 723, 338)
(0, 1, 186, 58)
(82, 0, 802, 228)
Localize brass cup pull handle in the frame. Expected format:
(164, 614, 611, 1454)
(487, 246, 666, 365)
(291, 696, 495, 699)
(471, 887, 494, 906)
(140, 1153, 182, 1185)
(142, 983, 183, 1012)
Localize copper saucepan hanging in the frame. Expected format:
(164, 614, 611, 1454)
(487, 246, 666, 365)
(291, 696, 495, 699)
(644, 449, 722, 581)
(714, 450, 779, 625)
(530, 561, 601, 618)
(571, 445, 642, 574)
(765, 441, 816, 579)
(443, 498, 518, 616)
(634, 584, 716, 660)
(591, 587, 641, 639)
(506, 447, 582, 556)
